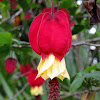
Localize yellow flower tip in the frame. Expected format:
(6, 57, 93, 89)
(37, 54, 70, 81)
(30, 86, 43, 96)
(72, 35, 77, 40)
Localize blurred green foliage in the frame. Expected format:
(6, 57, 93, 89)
(0, 0, 100, 100)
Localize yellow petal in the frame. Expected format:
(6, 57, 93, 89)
(36, 54, 70, 81)
(30, 86, 43, 96)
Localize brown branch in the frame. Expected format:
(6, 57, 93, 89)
(9, 83, 29, 100)
(72, 37, 100, 47)
(60, 87, 100, 99)
(60, 91, 83, 99)
(11, 8, 23, 19)
(13, 70, 32, 80)
(12, 37, 100, 48)
(72, 42, 100, 47)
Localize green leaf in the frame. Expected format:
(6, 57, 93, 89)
(85, 65, 97, 72)
(72, 25, 84, 35)
(1, 6, 9, 19)
(0, 45, 11, 58)
(17, 0, 29, 12)
(69, 72, 84, 93)
(0, 27, 5, 32)
(0, 94, 4, 100)
(84, 71, 100, 81)
(0, 73, 17, 100)
(85, 63, 100, 72)
(59, 0, 72, 9)
(0, 32, 12, 46)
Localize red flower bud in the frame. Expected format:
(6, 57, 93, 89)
(5, 58, 17, 74)
(28, 69, 44, 87)
(10, 0, 18, 9)
(24, 12, 31, 21)
(29, 9, 72, 60)
(20, 64, 31, 76)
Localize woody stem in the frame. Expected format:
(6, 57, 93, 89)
(52, 0, 54, 15)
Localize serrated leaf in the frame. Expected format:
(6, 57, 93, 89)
(0, 32, 12, 46)
(69, 72, 84, 93)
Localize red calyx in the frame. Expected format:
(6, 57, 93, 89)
(27, 69, 44, 87)
(48, 78, 61, 100)
(20, 64, 31, 76)
(5, 58, 17, 74)
(29, 8, 72, 61)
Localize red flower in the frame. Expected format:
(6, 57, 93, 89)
(24, 12, 31, 21)
(0, 0, 3, 1)
(5, 58, 17, 74)
(28, 69, 44, 87)
(20, 64, 31, 76)
(10, 0, 18, 9)
(29, 8, 72, 61)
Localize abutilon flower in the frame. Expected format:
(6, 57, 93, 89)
(29, 6, 73, 80)
(5, 58, 17, 74)
(10, 0, 18, 9)
(24, 12, 31, 21)
(27, 69, 44, 96)
(20, 64, 31, 76)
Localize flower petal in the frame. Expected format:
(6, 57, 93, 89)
(29, 14, 44, 55)
(30, 86, 43, 96)
(37, 54, 70, 80)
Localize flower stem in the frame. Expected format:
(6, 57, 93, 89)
(52, 0, 54, 15)
(35, 95, 41, 100)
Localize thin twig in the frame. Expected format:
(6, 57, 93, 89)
(0, 17, 10, 24)
(72, 42, 100, 47)
(60, 83, 69, 91)
(13, 70, 32, 80)
(9, 83, 29, 100)
(60, 87, 100, 99)
(12, 37, 100, 48)
(0, 8, 23, 25)
(60, 91, 84, 99)
(72, 37, 100, 47)
(11, 8, 23, 19)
